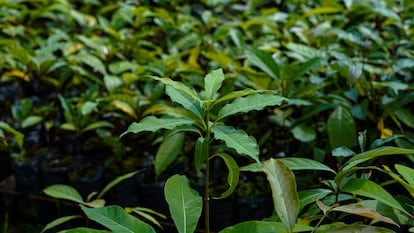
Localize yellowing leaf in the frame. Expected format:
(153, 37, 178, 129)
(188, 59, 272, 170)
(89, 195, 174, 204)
(187, 45, 201, 69)
(111, 100, 138, 119)
(4, 70, 30, 81)
(377, 118, 393, 139)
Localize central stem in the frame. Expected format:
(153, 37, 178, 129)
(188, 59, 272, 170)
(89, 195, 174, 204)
(204, 108, 211, 233)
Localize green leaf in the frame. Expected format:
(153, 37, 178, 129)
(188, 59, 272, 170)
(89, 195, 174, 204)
(395, 109, 414, 129)
(318, 224, 395, 233)
(332, 203, 399, 227)
(298, 189, 333, 212)
(81, 205, 155, 233)
(75, 52, 107, 75)
(217, 94, 287, 121)
(204, 68, 225, 101)
(155, 132, 185, 178)
(246, 48, 280, 80)
(342, 178, 407, 215)
(327, 106, 356, 149)
(80, 121, 114, 135)
(164, 175, 202, 233)
(211, 153, 240, 199)
(165, 85, 203, 120)
(332, 147, 355, 157)
(212, 125, 259, 163)
(213, 89, 257, 106)
(0, 121, 24, 148)
(21, 115, 43, 128)
(194, 137, 208, 173)
(291, 124, 316, 142)
(59, 228, 111, 233)
(344, 146, 414, 170)
(395, 164, 414, 186)
(43, 184, 84, 204)
(80, 101, 98, 115)
(98, 171, 140, 199)
(279, 158, 336, 173)
(263, 159, 299, 233)
(41, 215, 82, 233)
(150, 76, 201, 103)
(220, 221, 314, 233)
(104, 75, 123, 92)
(121, 116, 194, 137)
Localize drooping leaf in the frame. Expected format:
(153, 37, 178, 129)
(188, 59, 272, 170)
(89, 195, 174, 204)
(43, 184, 84, 204)
(120, 116, 194, 137)
(342, 178, 407, 215)
(327, 106, 356, 149)
(220, 221, 314, 233)
(245, 48, 280, 80)
(165, 85, 203, 120)
(217, 94, 287, 121)
(81, 205, 156, 233)
(212, 125, 259, 163)
(319, 224, 395, 233)
(194, 137, 208, 173)
(164, 175, 202, 233)
(263, 159, 299, 233)
(211, 153, 239, 199)
(155, 132, 185, 178)
(204, 68, 225, 101)
(128, 207, 166, 229)
(97, 171, 140, 199)
(279, 158, 336, 173)
(332, 203, 399, 227)
(41, 215, 82, 233)
(343, 146, 414, 170)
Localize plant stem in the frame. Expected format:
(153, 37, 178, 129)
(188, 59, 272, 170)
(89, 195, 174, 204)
(204, 108, 211, 233)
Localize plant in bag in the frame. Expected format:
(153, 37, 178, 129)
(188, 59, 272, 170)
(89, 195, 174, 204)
(121, 68, 287, 232)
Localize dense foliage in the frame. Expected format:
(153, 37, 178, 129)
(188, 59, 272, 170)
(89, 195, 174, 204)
(1, 0, 414, 232)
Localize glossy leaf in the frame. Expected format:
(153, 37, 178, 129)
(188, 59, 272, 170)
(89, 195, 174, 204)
(211, 153, 240, 199)
(41, 215, 82, 233)
(43, 184, 84, 204)
(246, 48, 280, 80)
(204, 68, 225, 101)
(120, 116, 194, 137)
(164, 175, 202, 233)
(279, 158, 336, 173)
(81, 205, 155, 233)
(263, 159, 299, 233)
(220, 221, 314, 233)
(342, 178, 407, 214)
(165, 85, 203, 120)
(155, 132, 185, 178)
(298, 189, 333, 212)
(194, 137, 208, 173)
(212, 125, 259, 163)
(332, 203, 399, 226)
(217, 94, 287, 121)
(327, 106, 356, 149)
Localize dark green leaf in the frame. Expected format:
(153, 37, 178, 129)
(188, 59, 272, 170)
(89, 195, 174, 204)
(155, 132, 185, 178)
(211, 153, 239, 199)
(327, 106, 356, 149)
(121, 116, 194, 137)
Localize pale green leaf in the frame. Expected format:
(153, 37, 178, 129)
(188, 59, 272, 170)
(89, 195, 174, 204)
(43, 184, 84, 204)
(211, 153, 239, 199)
(291, 124, 316, 142)
(263, 159, 299, 233)
(212, 125, 259, 163)
(298, 189, 333, 212)
(104, 75, 123, 92)
(319, 224, 395, 233)
(217, 94, 287, 121)
(21, 115, 43, 128)
(164, 175, 202, 233)
(41, 215, 82, 233)
(279, 158, 336, 173)
(395, 164, 414, 186)
(75, 52, 106, 75)
(81, 205, 155, 233)
(204, 68, 225, 101)
(246, 48, 280, 80)
(332, 147, 355, 157)
(327, 106, 356, 149)
(155, 132, 185, 178)
(121, 116, 194, 137)
(80, 101, 98, 115)
(332, 203, 399, 226)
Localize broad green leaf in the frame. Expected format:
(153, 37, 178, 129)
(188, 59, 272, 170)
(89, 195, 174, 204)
(109, 61, 137, 74)
(164, 175, 202, 233)
(75, 52, 106, 75)
(0, 121, 24, 148)
(291, 124, 316, 142)
(285, 57, 321, 80)
(263, 159, 299, 233)
(81, 205, 155, 233)
(395, 109, 414, 129)
(155, 132, 185, 178)
(395, 164, 414, 186)
(279, 158, 336, 173)
(61, 122, 77, 131)
(298, 189, 333, 212)
(240, 163, 263, 172)
(344, 146, 414, 170)
(220, 221, 314, 233)
(104, 75, 123, 92)
(285, 43, 324, 59)
(327, 106, 356, 149)
(342, 178, 407, 215)
(120, 116, 194, 137)
(98, 171, 140, 199)
(332, 147, 355, 157)
(211, 153, 239, 199)
(204, 68, 225, 101)
(318, 224, 395, 233)
(165, 85, 203, 120)
(246, 48, 280, 80)
(213, 89, 257, 106)
(150, 76, 201, 103)
(43, 184, 84, 204)
(41, 215, 82, 233)
(194, 137, 208, 173)
(217, 94, 287, 121)
(332, 203, 399, 226)
(80, 121, 114, 135)
(59, 228, 111, 233)
(80, 101, 98, 115)
(21, 115, 43, 128)
(212, 125, 259, 163)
